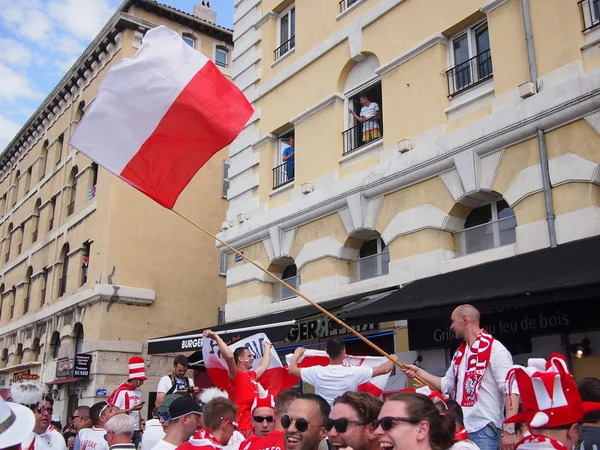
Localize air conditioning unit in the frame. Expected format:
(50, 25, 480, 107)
(301, 182, 313, 194)
(397, 139, 412, 154)
(518, 81, 536, 99)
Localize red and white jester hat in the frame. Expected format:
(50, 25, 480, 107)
(251, 385, 275, 414)
(506, 353, 600, 428)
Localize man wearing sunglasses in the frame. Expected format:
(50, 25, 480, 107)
(79, 401, 119, 450)
(73, 406, 91, 450)
(250, 389, 276, 438)
(282, 394, 330, 450)
(152, 397, 201, 450)
(327, 392, 382, 450)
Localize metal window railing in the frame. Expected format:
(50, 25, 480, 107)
(58, 276, 67, 297)
(67, 201, 75, 216)
(216, 59, 227, 68)
(452, 215, 517, 256)
(273, 161, 294, 189)
(349, 252, 390, 282)
(274, 36, 295, 60)
(342, 118, 383, 155)
(339, 0, 360, 12)
(273, 275, 300, 302)
(32, 230, 38, 243)
(446, 49, 493, 97)
(579, 0, 600, 31)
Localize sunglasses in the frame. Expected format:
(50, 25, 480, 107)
(281, 415, 315, 433)
(157, 412, 170, 421)
(325, 418, 365, 433)
(372, 417, 420, 431)
(32, 406, 53, 415)
(253, 416, 274, 423)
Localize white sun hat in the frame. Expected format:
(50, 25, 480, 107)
(0, 396, 36, 449)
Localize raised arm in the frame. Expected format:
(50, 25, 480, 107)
(289, 347, 305, 378)
(203, 329, 237, 380)
(372, 355, 397, 377)
(254, 342, 273, 379)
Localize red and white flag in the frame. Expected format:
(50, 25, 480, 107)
(70, 25, 253, 209)
(202, 333, 297, 398)
(285, 350, 392, 398)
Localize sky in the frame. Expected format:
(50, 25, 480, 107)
(0, 0, 235, 150)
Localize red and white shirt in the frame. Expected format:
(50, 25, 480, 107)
(22, 426, 67, 450)
(79, 427, 110, 450)
(228, 371, 258, 432)
(114, 388, 143, 430)
(177, 429, 223, 450)
(240, 431, 284, 450)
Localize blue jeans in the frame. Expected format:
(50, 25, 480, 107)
(286, 163, 294, 180)
(469, 424, 501, 450)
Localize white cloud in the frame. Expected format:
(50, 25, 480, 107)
(0, 114, 23, 151)
(0, 2, 54, 42)
(49, 0, 114, 40)
(0, 64, 44, 102)
(0, 38, 33, 66)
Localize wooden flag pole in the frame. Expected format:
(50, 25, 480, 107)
(172, 209, 437, 392)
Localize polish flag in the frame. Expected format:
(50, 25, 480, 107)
(202, 333, 298, 398)
(70, 25, 253, 209)
(285, 350, 392, 398)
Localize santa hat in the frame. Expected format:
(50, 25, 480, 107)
(200, 387, 228, 404)
(10, 381, 45, 408)
(128, 356, 148, 381)
(506, 352, 600, 428)
(251, 385, 275, 414)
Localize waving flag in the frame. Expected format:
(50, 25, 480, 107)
(286, 350, 392, 398)
(202, 333, 297, 398)
(70, 25, 253, 209)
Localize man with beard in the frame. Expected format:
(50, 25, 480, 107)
(282, 395, 329, 450)
(10, 382, 66, 450)
(326, 392, 382, 450)
(73, 406, 91, 450)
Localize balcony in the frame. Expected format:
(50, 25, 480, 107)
(342, 118, 383, 156)
(49, 218, 54, 231)
(32, 230, 38, 243)
(58, 276, 67, 297)
(446, 49, 493, 97)
(273, 161, 294, 190)
(349, 252, 390, 283)
(273, 275, 300, 302)
(579, 0, 600, 31)
(274, 36, 295, 61)
(339, 0, 359, 12)
(67, 201, 75, 216)
(452, 215, 517, 256)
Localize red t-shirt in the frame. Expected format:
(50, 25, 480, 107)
(240, 431, 284, 450)
(228, 370, 258, 431)
(176, 430, 222, 450)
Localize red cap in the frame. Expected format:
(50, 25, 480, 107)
(250, 386, 274, 414)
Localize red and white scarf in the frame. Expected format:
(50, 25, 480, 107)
(454, 426, 469, 441)
(107, 382, 135, 407)
(452, 329, 494, 407)
(515, 434, 568, 450)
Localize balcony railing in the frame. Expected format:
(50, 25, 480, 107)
(579, 0, 600, 31)
(339, 0, 360, 12)
(32, 230, 38, 243)
(274, 36, 295, 60)
(23, 296, 30, 314)
(273, 275, 300, 302)
(58, 276, 67, 297)
(67, 201, 75, 216)
(342, 118, 383, 155)
(273, 161, 294, 190)
(452, 215, 517, 256)
(48, 218, 54, 231)
(446, 49, 493, 97)
(349, 252, 390, 283)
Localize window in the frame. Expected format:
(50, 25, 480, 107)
(182, 34, 196, 49)
(89, 163, 98, 200)
(12, 170, 20, 208)
(48, 197, 56, 231)
(40, 268, 48, 306)
(350, 236, 389, 282)
(24, 167, 32, 194)
(59, 244, 69, 296)
(17, 225, 23, 254)
(453, 199, 516, 256)
(446, 21, 492, 96)
(343, 82, 383, 155)
(273, 131, 295, 189)
(216, 46, 229, 68)
(51, 332, 61, 359)
(5, 223, 13, 263)
(218, 251, 228, 276)
(32, 199, 41, 243)
(339, 0, 360, 13)
(0, 195, 6, 216)
(0, 284, 4, 322)
(222, 160, 230, 199)
(273, 264, 300, 302)
(275, 6, 295, 60)
(67, 167, 78, 216)
(74, 324, 84, 354)
(580, 0, 600, 31)
(76, 101, 85, 121)
(9, 286, 15, 320)
(81, 241, 90, 286)
(24, 266, 32, 315)
(56, 135, 64, 166)
(40, 140, 49, 180)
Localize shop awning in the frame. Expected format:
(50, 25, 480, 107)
(339, 235, 600, 323)
(47, 377, 81, 385)
(0, 389, 9, 400)
(147, 287, 398, 354)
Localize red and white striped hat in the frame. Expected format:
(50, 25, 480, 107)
(128, 356, 148, 381)
(251, 385, 274, 414)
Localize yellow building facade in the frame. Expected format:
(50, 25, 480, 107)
(220, 0, 600, 379)
(0, 0, 232, 419)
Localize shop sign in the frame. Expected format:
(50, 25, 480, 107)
(408, 298, 597, 350)
(56, 358, 74, 378)
(12, 369, 37, 382)
(74, 354, 92, 378)
(96, 388, 107, 397)
(286, 317, 380, 343)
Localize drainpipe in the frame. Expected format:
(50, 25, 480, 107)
(522, 0, 558, 248)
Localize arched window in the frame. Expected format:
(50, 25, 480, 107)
(24, 167, 32, 195)
(11, 170, 20, 208)
(215, 46, 229, 68)
(16, 223, 23, 254)
(0, 195, 6, 216)
(24, 266, 32, 314)
(55, 134, 64, 166)
(457, 198, 517, 255)
(40, 268, 48, 306)
(5, 223, 13, 263)
(59, 244, 69, 297)
(32, 337, 41, 361)
(76, 101, 85, 121)
(182, 33, 196, 49)
(51, 331, 61, 359)
(40, 140, 49, 180)
(48, 197, 56, 231)
(67, 167, 78, 216)
(1, 348, 7, 361)
(32, 199, 41, 243)
(74, 323, 84, 355)
(274, 264, 299, 302)
(9, 286, 15, 320)
(0, 283, 4, 322)
(351, 235, 389, 282)
(81, 241, 90, 286)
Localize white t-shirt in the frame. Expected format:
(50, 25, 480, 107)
(441, 339, 513, 433)
(114, 388, 143, 431)
(300, 365, 373, 405)
(150, 440, 177, 450)
(451, 441, 481, 450)
(22, 426, 67, 450)
(141, 419, 165, 450)
(79, 427, 110, 450)
(157, 375, 195, 394)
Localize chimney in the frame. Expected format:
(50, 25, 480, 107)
(193, 1, 217, 25)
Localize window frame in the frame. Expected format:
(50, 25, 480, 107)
(273, 130, 295, 189)
(215, 46, 229, 68)
(182, 33, 197, 49)
(458, 199, 517, 255)
(580, 0, 600, 31)
(276, 4, 296, 59)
